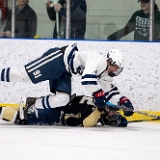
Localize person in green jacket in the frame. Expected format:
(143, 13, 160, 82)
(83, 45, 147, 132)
(107, 0, 160, 41)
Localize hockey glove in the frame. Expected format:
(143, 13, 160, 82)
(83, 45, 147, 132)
(119, 96, 134, 116)
(93, 89, 106, 108)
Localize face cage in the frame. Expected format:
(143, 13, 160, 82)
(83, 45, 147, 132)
(108, 67, 123, 77)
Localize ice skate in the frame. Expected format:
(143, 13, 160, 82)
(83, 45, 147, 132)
(24, 97, 38, 120)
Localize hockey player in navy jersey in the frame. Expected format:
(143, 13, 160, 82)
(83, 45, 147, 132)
(0, 95, 128, 127)
(0, 43, 134, 118)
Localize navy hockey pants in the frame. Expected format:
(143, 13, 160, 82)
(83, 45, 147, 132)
(25, 47, 71, 94)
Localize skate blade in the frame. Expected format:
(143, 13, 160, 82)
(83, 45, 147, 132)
(19, 97, 26, 120)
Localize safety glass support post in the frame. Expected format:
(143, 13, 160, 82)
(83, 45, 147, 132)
(11, 0, 16, 38)
(149, 0, 155, 41)
(65, 0, 71, 39)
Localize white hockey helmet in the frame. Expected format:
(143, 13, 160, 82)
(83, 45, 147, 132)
(106, 49, 125, 76)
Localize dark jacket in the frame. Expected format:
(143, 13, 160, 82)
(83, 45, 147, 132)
(107, 9, 160, 41)
(46, 0, 87, 39)
(4, 4, 37, 38)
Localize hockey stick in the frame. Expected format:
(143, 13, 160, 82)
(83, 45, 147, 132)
(115, 105, 160, 120)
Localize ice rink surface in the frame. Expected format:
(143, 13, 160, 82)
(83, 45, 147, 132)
(0, 121, 160, 160)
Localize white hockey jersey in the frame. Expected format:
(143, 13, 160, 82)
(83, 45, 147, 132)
(63, 43, 122, 104)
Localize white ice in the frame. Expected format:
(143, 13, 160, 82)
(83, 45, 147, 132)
(0, 121, 160, 160)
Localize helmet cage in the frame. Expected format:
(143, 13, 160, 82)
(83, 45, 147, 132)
(110, 67, 123, 77)
(107, 58, 123, 77)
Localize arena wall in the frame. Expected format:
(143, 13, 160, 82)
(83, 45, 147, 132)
(0, 39, 159, 112)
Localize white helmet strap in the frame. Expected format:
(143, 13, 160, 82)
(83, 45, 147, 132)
(108, 58, 116, 66)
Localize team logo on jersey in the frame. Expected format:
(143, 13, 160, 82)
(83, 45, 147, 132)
(76, 65, 85, 75)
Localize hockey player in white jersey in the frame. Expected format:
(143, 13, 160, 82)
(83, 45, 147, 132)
(0, 43, 134, 118)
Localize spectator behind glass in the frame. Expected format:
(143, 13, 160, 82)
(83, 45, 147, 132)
(107, 0, 160, 41)
(45, 0, 87, 39)
(0, 0, 37, 38)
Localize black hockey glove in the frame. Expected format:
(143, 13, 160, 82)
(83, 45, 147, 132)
(93, 89, 106, 108)
(119, 96, 134, 116)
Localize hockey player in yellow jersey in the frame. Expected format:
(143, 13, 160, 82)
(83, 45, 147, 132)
(0, 95, 128, 127)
